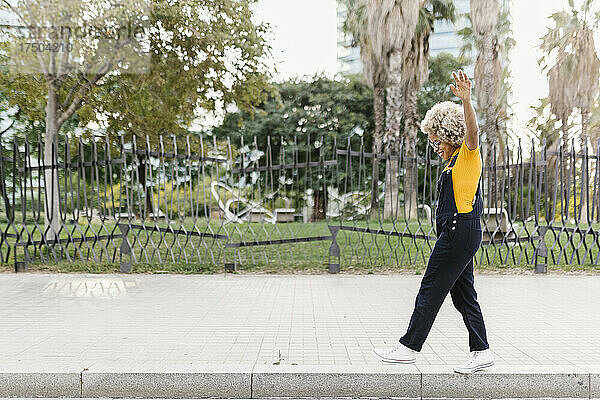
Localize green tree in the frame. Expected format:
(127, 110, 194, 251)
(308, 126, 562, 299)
(0, 0, 271, 233)
(213, 74, 374, 220)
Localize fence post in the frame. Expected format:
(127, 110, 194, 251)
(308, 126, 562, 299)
(223, 238, 236, 272)
(224, 256, 236, 273)
(118, 224, 132, 273)
(534, 225, 548, 274)
(328, 225, 340, 274)
(14, 245, 28, 273)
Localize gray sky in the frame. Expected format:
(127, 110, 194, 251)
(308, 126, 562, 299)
(253, 0, 338, 81)
(253, 0, 599, 136)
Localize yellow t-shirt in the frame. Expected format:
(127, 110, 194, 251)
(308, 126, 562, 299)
(443, 141, 482, 213)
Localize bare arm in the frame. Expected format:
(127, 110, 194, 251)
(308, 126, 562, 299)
(450, 70, 479, 150)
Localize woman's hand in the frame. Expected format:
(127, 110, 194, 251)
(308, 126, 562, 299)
(450, 70, 472, 103)
(451, 70, 479, 150)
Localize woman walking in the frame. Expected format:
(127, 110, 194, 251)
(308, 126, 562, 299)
(372, 70, 493, 374)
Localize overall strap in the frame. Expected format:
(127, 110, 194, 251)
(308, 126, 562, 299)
(473, 176, 482, 206)
(446, 150, 460, 170)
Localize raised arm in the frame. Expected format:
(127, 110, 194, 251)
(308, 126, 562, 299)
(450, 70, 479, 150)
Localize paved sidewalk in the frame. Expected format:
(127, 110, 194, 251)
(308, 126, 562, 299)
(0, 272, 599, 398)
(1, 272, 599, 368)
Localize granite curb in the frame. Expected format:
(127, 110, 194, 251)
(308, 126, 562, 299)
(0, 364, 597, 399)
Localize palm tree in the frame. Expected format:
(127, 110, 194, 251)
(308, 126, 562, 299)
(402, 0, 455, 221)
(538, 0, 600, 222)
(367, 0, 424, 219)
(342, 0, 456, 220)
(340, 0, 386, 217)
(457, 0, 514, 211)
(458, 0, 514, 156)
(467, 0, 502, 166)
(591, 101, 600, 143)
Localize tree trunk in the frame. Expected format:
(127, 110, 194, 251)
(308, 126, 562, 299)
(403, 86, 419, 221)
(472, 0, 501, 210)
(369, 86, 385, 219)
(580, 110, 590, 223)
(544, 138, 560, 222)
(383, 73, 403, 220)
(311, 188, 327, 222)
(383, 153, 399, 221)
(137, 153, 154, 218)
(44, 86, 61, 241)
(483, 141, 498, 210)
(560, 120, 570, 218)
(0, 146, 13, 223)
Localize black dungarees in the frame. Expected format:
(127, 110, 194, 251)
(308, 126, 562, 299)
(399, 150, 490, 353)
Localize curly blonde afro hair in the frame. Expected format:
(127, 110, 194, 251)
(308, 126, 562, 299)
(420, 101, 466, 148)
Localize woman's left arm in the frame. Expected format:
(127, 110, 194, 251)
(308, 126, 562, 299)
(450, 70, 479, 150)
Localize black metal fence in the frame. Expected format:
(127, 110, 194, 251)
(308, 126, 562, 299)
(1, 133, 599, 273)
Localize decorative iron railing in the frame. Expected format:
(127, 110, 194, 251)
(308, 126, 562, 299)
(1, 134, 599, 273)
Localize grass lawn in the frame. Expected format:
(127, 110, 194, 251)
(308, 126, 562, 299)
(1, 218, 599, 274)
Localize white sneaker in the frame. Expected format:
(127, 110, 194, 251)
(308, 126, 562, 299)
(453, 349, 495, 374)
(372, 342, 417, 363)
